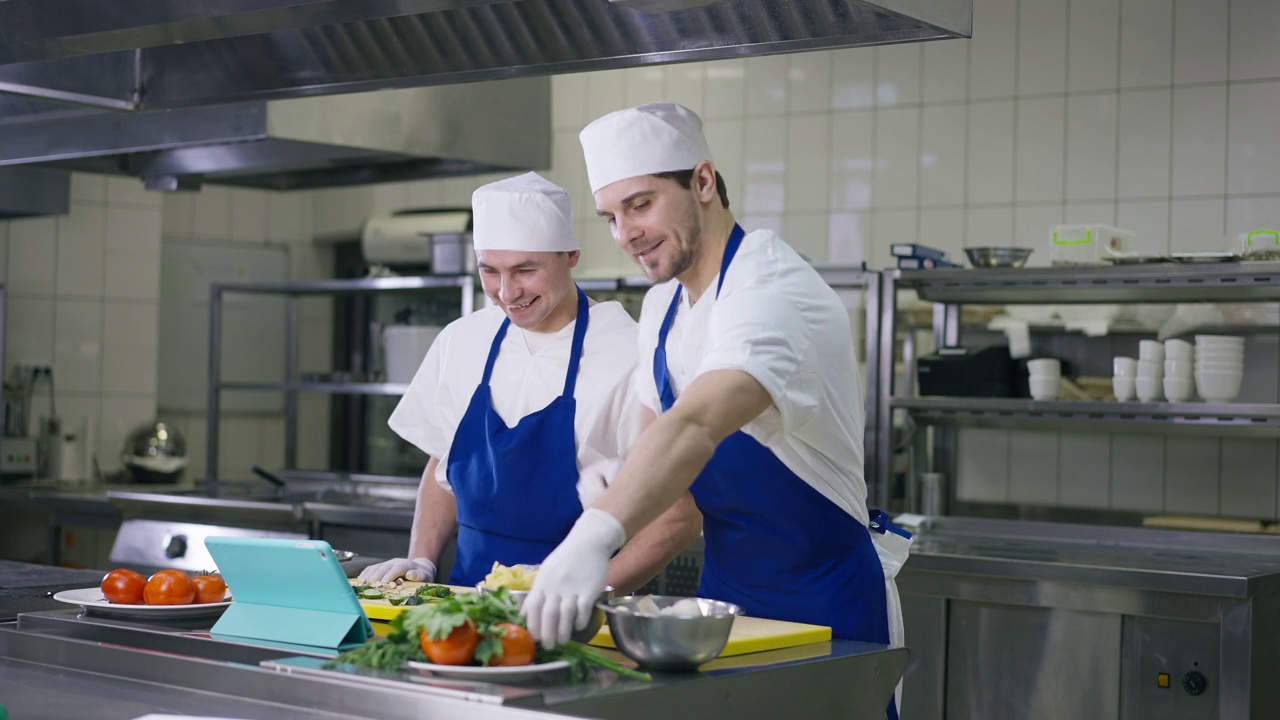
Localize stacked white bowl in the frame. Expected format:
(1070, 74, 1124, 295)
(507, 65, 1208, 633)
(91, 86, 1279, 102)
(1162, 339, 1195, 402)
(1135, 340, 1164, 402)
(1027, 358, 1061, 400)
(1195, 335, 1244, 402)
(1113, 356, 1137, 401)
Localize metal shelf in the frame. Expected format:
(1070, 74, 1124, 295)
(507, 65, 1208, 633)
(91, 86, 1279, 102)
(897, 262, 1280, 304)
(214, 275, 472, 296)
(218, 381, 408, 396)
(893, 396, 1280, 436)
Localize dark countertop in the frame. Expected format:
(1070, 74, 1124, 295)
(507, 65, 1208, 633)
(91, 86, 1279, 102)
(0, 559, 106, 622)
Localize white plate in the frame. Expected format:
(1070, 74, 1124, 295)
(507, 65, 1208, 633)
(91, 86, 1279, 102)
(52, 587, 233, 619)
(405, 659, 570, 683)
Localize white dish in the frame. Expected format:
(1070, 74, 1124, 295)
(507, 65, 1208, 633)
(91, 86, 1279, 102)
(1163, 376, 1194, 403)
(1113, 376, 1136, 402)
(405, 659, 570, 683)
(52, 587, 232, 619)
(1138, 340, 1165, 362)
(1136, 376, 1163, 402)
(1113, 357, 1137, 378)
(1164, 339, 1194, 361)
(1136, 359, 1163, 379)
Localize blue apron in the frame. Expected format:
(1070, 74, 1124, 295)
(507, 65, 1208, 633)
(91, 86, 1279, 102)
(446, 287, 590, 588)
(654, 227, 901, 719)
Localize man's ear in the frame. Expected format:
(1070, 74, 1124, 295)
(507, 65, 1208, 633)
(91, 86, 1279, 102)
(691, 161, 719, 205)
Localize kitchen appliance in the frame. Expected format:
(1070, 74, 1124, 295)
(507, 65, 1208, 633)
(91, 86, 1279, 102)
(0, 437, 37, 479)
(917, 346, 1019, 398)
(360, 209, 473, 274)
(121, 420, 188, 484)
(108, 518, 307, 575)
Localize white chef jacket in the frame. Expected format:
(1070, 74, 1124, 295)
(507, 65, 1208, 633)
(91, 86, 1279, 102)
(389, 301, 642, 508)
(634, 228, 869, 526)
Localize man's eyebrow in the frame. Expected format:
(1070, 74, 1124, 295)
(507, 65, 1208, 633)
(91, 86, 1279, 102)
(596, 190, 655, 217)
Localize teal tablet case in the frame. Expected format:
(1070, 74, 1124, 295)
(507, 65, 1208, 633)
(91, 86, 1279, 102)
(205, 537, 374, 650)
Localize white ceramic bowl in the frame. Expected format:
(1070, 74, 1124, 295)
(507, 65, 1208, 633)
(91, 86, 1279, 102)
(1113, 376, 1136, 402)
(1196, 360, 1244, 374)
(1029, 376, 1060, 400)
(1027, 358, 1061, 377)
(1163, 359, 1194, 378)
(1164, 339, 1194, 362)
(1163, 376, 1194, 403)
(1195, 348, 1244, 362)
(1195, 335, 1245, 349)
(1136, 359, 1163, 379)
(1113, 357, 1138, 378)
(1138, 340, 1165, 362)
(1136, 376, 1163, 402)
(1195, 371, 1243, 402)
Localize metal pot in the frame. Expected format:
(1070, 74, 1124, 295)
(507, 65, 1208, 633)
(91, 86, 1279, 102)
(122, 420, 188, 484)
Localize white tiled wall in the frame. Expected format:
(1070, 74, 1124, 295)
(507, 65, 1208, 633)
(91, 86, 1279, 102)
(2, 175, 162, 474)
(160, 186, 328, 484)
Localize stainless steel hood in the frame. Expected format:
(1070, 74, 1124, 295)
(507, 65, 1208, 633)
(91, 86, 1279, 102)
(0, 167, 69, 219)
(0, 0, 969, 190)
(0, 79, 551, 191)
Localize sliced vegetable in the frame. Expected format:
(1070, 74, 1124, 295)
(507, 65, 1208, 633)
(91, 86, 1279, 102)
(358, 589, 385, 600)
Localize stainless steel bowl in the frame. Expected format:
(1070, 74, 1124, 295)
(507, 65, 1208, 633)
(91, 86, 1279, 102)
(598, 596, 742, 671)
(477, 585, 614, 644)
(964, 247, 1033, 268)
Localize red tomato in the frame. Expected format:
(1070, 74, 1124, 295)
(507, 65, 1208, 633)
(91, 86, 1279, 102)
(100, 568, 146, 605)
(191, 573, 227, 604)
(490, 622, 535, 667)
(143, 569, 196, 605)
(420, 620, 479, 665)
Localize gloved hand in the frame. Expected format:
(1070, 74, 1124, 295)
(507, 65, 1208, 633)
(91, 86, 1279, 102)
(357, 557, 437, 583)
(522, 508, 626, 649)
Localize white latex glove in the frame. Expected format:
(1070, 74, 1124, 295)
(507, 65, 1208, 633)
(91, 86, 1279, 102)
(357, 557, 437, 583)
(522, 508, 626, 649)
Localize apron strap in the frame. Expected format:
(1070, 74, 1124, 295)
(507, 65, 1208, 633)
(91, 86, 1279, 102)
(869, 509, 914, 540)
(561, 286, 591, 398)
(480, 318, 511, 387)
(652, 224, 747, 413)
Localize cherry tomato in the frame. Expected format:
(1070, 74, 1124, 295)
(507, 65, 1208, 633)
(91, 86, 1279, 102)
(420, 619, 478, 666)
(490, 622, 535, 666)
(143, 569, 196, 605)
(100, 568, 146, 605)
(191, 573, 227, 604)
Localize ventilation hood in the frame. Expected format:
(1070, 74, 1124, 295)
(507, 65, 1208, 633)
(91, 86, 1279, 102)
(0, 167, 69, 219)
(0, 0, 969, 190)
(0, 79, 551, 191)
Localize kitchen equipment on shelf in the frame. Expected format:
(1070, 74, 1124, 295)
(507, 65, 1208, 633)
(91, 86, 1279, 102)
(1112, 356, 1137, 402)
(917, 346, 1018, 398)
(1194, 335, 1244, 402)
(964, 247, 1032, 268)
(360, 208, 473, 275)
(121, 420, 188, 484)
(1049, 224, 1135, 266)
(1027, 358, 1061, 401)
(381, 324, 444, 385)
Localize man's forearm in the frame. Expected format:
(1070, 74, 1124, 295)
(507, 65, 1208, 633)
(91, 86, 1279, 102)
(408, 457, 458, 565)
(605, 492, 702, 594)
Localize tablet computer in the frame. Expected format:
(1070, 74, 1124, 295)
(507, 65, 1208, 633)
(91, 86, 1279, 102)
(205, 536, 374, 651)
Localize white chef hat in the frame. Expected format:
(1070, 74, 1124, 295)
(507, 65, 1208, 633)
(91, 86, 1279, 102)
(471, 172, 578, 252)
(579, 102, 714, 194)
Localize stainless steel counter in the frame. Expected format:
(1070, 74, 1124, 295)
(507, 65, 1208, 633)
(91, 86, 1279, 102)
(898, 517, 1280, 720)
(3, 608, 906, 720)
(905, 516, 1280, 598)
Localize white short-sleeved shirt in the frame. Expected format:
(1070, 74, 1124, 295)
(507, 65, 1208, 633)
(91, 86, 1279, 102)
(634, 229, 869, 525)
(389, 301, 641, 509)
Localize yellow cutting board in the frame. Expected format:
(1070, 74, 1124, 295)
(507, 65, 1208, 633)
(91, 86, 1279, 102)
(351, 579, 475, 621)
(589, 615, 831, 658)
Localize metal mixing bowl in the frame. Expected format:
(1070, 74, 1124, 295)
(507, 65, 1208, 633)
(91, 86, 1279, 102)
(964, 247, 1033, 268)
(598, 596, 742, 671)
(477, 585, 614, 644)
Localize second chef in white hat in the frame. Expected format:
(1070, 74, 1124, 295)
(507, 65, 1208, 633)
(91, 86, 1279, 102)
(360, 171, 702, 592)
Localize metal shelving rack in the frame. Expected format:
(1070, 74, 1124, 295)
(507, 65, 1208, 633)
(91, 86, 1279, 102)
(205, 268, 880, 499)
(205, 275, 476, 494)
(875, 261, 1280, 515)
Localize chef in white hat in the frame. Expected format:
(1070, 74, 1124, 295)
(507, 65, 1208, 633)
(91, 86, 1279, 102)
(522, 104, 910, 717)
(360, 171, 702, 592)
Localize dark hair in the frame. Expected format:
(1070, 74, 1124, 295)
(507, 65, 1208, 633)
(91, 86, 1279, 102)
(651, 169, 730, 209)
